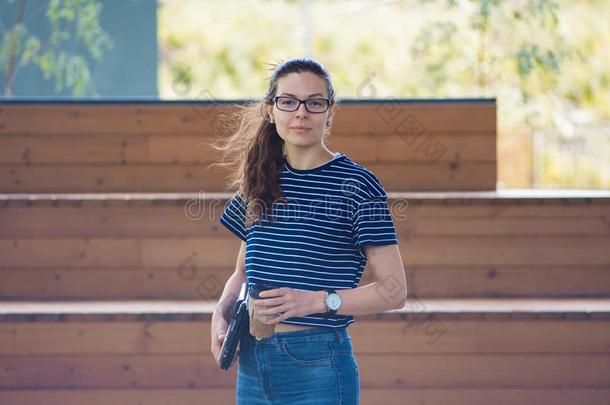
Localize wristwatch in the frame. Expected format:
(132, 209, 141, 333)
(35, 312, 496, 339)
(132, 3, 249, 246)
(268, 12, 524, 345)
(324, 289, 341, 315)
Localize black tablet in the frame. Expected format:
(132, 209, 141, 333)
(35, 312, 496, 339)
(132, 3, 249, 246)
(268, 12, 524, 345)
(219, 281, 249, 370)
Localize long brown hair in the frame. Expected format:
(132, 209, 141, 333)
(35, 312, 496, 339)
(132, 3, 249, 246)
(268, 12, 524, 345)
(209, 57, 337, 228)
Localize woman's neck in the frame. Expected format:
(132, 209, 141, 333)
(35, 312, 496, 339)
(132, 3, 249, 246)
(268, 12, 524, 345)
(284, 147, 336, 171)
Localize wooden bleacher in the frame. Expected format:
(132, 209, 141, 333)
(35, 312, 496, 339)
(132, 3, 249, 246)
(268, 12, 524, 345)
(1, 300, 609, 404)
(0, 100, 495, 191)
(1, 190, 609, 300)
(1, 100, 609, 405)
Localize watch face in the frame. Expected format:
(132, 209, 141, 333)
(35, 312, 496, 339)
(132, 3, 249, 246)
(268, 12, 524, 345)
(327, 293, 341, 310)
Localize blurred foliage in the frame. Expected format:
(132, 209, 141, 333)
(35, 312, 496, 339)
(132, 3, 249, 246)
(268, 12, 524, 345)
(2, 0, 602, 188)
(0, 0, 113, 96)
(158, 0, 609, 189)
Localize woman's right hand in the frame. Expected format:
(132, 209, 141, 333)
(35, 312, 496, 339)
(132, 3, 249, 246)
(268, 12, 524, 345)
(211, 312, 230, 367)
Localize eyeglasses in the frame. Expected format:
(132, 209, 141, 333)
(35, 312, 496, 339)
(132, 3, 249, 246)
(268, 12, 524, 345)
(273, 96, 330, 113)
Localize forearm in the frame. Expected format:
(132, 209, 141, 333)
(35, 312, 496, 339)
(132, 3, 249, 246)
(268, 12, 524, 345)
(213, 272, 245, 322)
(312, 279, 407, 317)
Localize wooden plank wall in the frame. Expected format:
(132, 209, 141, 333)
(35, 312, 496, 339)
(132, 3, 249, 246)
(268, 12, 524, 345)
(0, 101, 496, 192)
(0, 311, 609, 405)
(1, 193, 609, 300)
(2, 100, 610, 405)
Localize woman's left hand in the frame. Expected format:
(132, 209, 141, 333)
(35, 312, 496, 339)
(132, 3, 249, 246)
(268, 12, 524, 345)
(254, 287, 321, 325)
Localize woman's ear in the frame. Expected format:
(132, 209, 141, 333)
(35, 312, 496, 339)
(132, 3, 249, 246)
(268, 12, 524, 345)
(266, 104, 274, 122)
(326, 104, 337, 125)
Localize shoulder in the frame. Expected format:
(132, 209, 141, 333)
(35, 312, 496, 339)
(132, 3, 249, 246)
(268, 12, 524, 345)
(332, 154, 387, 201)
(225, 189, 247, 211)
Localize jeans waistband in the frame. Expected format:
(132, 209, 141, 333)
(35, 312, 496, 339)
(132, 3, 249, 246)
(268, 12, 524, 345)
(255, 326, 348, 346)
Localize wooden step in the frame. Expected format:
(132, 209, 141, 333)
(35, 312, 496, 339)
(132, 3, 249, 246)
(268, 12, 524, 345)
(0, 299, 609, 405)
(1, 190, 609, 300)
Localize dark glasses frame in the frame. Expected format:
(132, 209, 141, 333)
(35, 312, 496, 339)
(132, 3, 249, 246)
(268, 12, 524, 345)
(273, 96, 331, 113)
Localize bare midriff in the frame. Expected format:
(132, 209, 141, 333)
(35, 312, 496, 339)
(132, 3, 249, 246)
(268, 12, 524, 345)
(274, 323, 317, 333)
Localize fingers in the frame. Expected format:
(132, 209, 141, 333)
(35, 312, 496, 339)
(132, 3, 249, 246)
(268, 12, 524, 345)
(254, 289, 300, 323)
(259, 287, 289, 298)
(212, 331, 225, 357)
(260, 305, 290, 318)
(264, 311, 287, 325)
(211, 323, 229, 367)
(255, 288, 293, 311)
(213, 333, 224, 366)
(258, 305, 284, 316)
(255, 296, 285, 306)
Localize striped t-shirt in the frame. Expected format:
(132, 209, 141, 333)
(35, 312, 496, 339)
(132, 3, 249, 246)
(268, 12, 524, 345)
(219, 152, 398, 328)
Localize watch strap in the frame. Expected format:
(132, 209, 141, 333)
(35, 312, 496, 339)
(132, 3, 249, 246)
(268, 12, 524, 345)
(325, 289, 338, 315)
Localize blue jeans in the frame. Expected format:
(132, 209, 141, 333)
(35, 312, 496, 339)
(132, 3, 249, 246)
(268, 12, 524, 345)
(236, 326, 360, 404)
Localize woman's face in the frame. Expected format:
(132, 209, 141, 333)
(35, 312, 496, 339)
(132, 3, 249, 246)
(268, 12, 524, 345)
(267, 71, 335, 149)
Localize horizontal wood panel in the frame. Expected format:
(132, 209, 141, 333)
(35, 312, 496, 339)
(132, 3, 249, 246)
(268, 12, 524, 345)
(0, 267, 234, 300)
(401, 217, 609, 236)
(401, 236, 610, 266)
(0, 353, 608, 388)
(0, 101, 496, 191)
(2, 195, 608, 209)
(0, 238, 235, 268)
(1, 206, 607, 237)
(357, 354, 610, 387)
(0, 132, 495, 164)
(0, 389, 235, 405)
(0, 163, 229, 192)
(1, 265, 609, 300)
(0, 317, 608, 399)
(0, 103, 496, 135)
(1, 236, 608, 268)
(395, 202, 610, 216)
(1, 388, 609, 405)
(367, 161, 496, 190)
(334, 103, 497, 134)
(0, 104, 220, 135)
(1, 195, 606, 300)
(2, 319, 609, 355)
(409, 266, 610, 298)
(0, 135, 150, 163)
(0, 161, 497, 192)
(4, 192, 605, 206)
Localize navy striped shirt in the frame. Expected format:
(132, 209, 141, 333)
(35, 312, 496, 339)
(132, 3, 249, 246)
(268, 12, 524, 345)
(220, 152, 398, 328)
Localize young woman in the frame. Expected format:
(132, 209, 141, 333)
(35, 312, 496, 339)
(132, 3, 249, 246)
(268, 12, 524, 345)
(210, 57, 407, 404)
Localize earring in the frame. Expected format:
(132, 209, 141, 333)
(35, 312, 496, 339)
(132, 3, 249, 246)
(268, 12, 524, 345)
(269, 117, 274, 124)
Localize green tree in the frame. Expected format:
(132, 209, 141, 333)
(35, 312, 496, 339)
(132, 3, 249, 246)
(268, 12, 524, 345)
(409, 0, 575, 127)
(157, 0, 609, 188)
(408, 0, 609, 188)
(1, 0, 114, 96)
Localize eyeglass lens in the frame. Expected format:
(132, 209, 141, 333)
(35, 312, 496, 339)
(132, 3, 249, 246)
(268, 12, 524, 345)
(275, 97, 329, 113)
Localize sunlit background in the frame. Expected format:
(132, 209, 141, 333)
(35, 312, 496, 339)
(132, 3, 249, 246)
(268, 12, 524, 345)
(1, 0, 609, 189)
